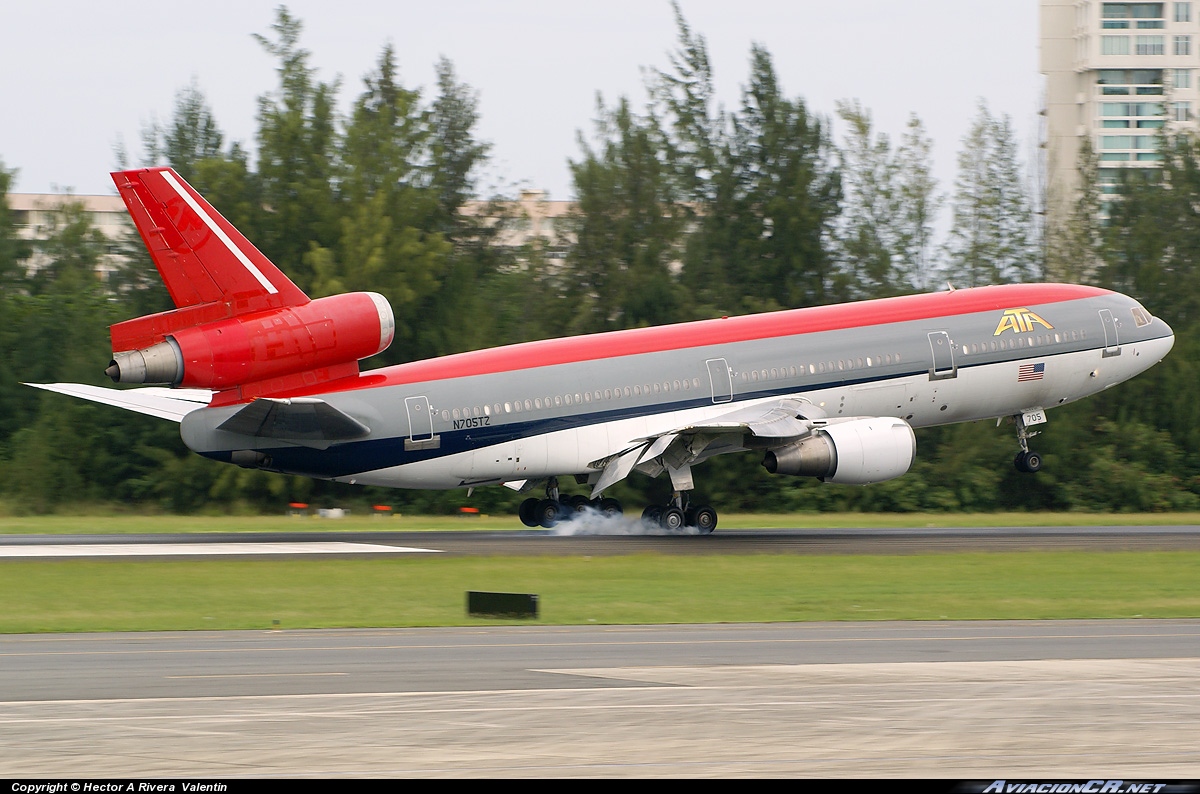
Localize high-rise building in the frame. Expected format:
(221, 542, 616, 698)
(1042, 1, 1198, 209)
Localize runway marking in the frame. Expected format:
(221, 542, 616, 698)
(0, 542, 441, 557)
(165, 672, 350, 679)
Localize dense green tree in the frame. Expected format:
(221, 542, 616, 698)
(649, 1, 722, 206)
(893, 115, 942, 291)
(943, 100, 1039, 286)
(1044, 140, 1103, 284)
(833, 106, 941, 297)
(834, 100, 903, 298)
(0, 162, 30, 287)
(252, 6, 341, 290)
(141, 81, 225, 181)
(428, 57, 491, 230)
(566, 96, 686, 334)
(323, 44, 450, 360)
(724, 45, 841, 309)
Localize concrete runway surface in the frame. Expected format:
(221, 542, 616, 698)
(1, 620, 1198, 777)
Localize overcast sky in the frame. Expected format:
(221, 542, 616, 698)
(1, 0, 1040, 202)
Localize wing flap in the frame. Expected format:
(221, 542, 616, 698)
(673, 397, 819, 440)
(591, 398, 825, 495)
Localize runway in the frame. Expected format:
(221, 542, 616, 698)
(3, 528, 1198, 777)
(1, 621, 1198, 777)
(3, 524, 1200, 557)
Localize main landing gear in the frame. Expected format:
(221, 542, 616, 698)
(641, 492, 718, 534)
(516, 478, 717, 533)
(1012, 413, 1043, 474)
(518, 477, 622, 528)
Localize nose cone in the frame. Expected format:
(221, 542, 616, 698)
(1157, 316, 1175, 358)
(1143, 317, 1175, 369)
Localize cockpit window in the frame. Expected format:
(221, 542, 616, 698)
(1131, 306, 1152, 327)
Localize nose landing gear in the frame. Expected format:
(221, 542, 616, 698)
(1012, 413, 1043, 473)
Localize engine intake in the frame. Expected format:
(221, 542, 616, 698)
(763, 417, 915, 485)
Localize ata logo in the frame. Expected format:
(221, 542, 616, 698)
(994, 308, 1054, 336)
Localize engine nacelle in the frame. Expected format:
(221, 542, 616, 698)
(107, 292, 395, 389)
(762, 417, 915, 485)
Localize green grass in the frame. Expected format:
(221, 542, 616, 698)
(2, 551, 1197, 633)
(1, 512, 1198, 535)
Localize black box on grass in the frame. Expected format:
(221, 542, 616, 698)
(467, 591, 539, 619)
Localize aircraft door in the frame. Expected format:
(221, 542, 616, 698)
(927, 331, 957, 380)
(1099, 309, 1122, 357)
(404, 396, 440, 451)
(706, 358, 733, 403)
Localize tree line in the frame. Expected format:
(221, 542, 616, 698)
(0, 6, 1195, 515)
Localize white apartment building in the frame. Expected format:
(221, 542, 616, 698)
(1042, 1, 1200, 209)
(7, 192, 129, 278)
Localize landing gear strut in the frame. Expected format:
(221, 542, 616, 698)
(1012, 414, 1043, 473)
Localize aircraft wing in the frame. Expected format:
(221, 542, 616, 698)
(24, 383, 213, 422)
(589, 398, 820, 497)
(661, 397, 820, 440)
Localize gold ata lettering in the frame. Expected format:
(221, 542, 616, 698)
(994, 308, 1053, 336)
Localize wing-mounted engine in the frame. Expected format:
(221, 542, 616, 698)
(762, 416, 915, 484)
(106, 291, 395, 404)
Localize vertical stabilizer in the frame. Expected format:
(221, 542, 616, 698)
(109, 167, 309, 351)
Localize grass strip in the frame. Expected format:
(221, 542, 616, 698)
(1, 551, 1197, 633)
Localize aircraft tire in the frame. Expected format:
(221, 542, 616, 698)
(536, 498, 562, 528)
(691, 505, 718, 534)
(599, 497, 622, 517)
(1014, 450, 1042, 473)
(659, 506, 685, 531)
(518, 497, 540, 527)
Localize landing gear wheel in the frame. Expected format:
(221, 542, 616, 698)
(518, 497, 540, 528)
(1014, 450, 1042, 473)
(536, 498, 562, 528)
(568, 495, 590, 513)
(691, 505, 718, 534)
(659, 506, 685, 531)
(599, 497, 622, 517)
(641, 505, 662, 524)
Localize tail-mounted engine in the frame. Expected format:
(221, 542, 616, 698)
(107, 291, 395, 394)
(762, 417, 915, 485)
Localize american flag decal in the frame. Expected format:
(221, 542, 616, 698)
(1018, 362, 1045, 382)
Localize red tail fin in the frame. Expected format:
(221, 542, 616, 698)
(109, 167, 309, 351)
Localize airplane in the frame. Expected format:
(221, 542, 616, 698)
(27, 167, 1175, 533)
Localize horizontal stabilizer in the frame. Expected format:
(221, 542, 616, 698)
(24, 383, 212, 422)
(216, 397, 370, 443)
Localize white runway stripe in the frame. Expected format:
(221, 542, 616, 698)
(0, 542, 441, 557)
